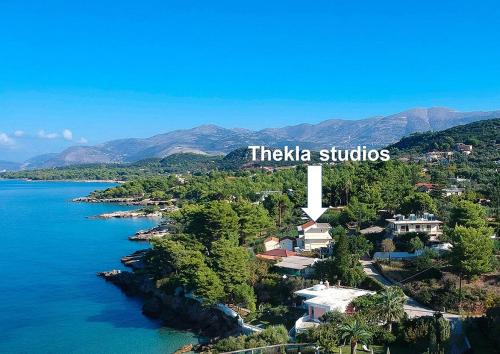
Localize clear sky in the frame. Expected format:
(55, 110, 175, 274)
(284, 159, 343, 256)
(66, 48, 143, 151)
(1, 0, 499, 161)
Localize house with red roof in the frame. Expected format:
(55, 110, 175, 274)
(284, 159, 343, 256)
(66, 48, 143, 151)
(297, 222, 332, 251)
(256, 248, 297, 261)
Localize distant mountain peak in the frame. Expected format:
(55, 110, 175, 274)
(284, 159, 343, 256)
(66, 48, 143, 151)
(23, 107, 500, 169)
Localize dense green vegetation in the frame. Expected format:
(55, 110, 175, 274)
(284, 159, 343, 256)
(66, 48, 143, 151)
(0, 153, 226, 181)
(6, 118, 498, 352)
(388, 118, 500, 161)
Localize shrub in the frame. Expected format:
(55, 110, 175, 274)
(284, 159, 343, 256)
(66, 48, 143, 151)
(213, 325, 289, 353)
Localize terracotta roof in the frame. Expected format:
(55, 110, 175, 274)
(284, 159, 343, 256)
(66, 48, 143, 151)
(256, 249, 297, 260)
(299, 220, 315, 230)
(415, 182, 437, 188)
(262, 249, 296, 257)
(263, 236, 279, 243)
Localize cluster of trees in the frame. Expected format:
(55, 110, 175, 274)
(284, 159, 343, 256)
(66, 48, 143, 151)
(0, 164, 154, 181)
(148, 233, 256, 310)
(171, 200, 272, 246)
(90, 176, 180, 199)
(388, 118, 500, 160)
(397, 314, 451, 354)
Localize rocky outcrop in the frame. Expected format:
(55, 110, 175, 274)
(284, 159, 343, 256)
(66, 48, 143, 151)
(129, 227, 169, 241)
(174, 344, 194, 354)
(98, 253, 240, 338)
(120, 250, 148, 270)
(73, 196, 177, 207)
(90, 210, 163, 219)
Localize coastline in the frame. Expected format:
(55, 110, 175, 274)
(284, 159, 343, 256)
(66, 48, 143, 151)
(0, 180, 201, 353)
(98, 253, 241, 346)
(0, 178, 125, 183)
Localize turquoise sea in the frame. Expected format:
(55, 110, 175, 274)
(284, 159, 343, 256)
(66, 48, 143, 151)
(0, 180, 199, 354)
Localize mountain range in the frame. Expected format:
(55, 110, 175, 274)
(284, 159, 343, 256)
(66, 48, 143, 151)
(11, 107, 500, 169)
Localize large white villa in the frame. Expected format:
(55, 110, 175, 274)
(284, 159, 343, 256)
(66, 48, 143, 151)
(294, 283, 375, 333)
(386, 213, 443, 240)
(297, 221, 332, 251)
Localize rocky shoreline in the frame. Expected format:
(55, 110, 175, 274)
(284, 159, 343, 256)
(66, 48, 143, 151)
(73, 196, 178, 207)
(89, 210, 163, 219)
(129, 225, 169, 241)
(97, 252, 241, 344)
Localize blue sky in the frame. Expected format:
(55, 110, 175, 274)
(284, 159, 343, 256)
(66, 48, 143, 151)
(1, 0, 499, 161)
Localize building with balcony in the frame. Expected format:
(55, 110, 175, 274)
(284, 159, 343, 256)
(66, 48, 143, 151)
(386, 213, 443, 240)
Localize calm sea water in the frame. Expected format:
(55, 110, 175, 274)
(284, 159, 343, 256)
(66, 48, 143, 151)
(0, 180, 198, 354)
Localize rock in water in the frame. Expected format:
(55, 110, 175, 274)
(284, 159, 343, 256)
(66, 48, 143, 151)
(174, 344, 193, 354)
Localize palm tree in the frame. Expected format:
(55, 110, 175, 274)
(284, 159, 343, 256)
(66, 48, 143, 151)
(339, 319, 372, 354)
(377, 286, 406, 331)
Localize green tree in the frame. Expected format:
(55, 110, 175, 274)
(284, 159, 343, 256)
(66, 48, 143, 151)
(232, 283, 256, 312)
(449, 200, 487, 229)
(410, 237, 424, 252)
(234, 200, 272, 245)
(381, 238, 395, 254)
(399, 193, 437, 215)
(346, 196, 377, 227)
(332, 233, 366, 286)
(450, 226, 494, 278)
(194, 265, 225, 305)
(377, 286, 406, 332)
(349, 234, 373, 258)
(339, 319, 372, 354)
(263, 193, 293, 227)
(210, 238, 251, 295)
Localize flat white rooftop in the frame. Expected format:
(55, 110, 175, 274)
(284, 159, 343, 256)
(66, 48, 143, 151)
(295, 285, 375, 312)
(386, 218, 442, 224)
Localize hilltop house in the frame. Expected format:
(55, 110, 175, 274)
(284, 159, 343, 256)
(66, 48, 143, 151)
(456, 143, 473, 155)
(294, 283, 375, 333)
(442, 185, 464, 197)
(386, 213, 443, 240)
(263, 236, 280, 251)
(415, 182, 438, 193)
(297, 221, 332, 251)
(426, 151, 453, 162)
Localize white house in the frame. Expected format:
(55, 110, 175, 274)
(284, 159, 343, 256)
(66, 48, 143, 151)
(263, 236, 280, 251)
(297, 221, 332, 251)
(456, 143, 473, 155)
(442, 185, 464, 197)
(386, 214, 443, 240)
(294, 283, 375, 333)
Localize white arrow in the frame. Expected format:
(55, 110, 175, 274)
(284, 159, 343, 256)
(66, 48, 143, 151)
(302, 165, 327, 221)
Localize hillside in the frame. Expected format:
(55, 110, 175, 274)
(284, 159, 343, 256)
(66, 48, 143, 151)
(388, 118, 500, 161)
(23, 107, 500, 168)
